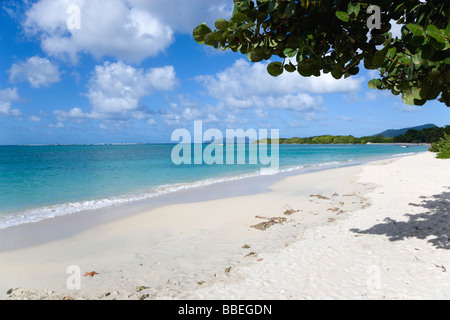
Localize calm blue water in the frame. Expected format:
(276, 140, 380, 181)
(0, 144, 428, 228)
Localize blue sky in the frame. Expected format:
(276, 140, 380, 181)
(0, 0, 448, 145)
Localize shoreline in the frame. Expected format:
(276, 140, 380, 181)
(0, 152, 448, 300)
(0, 148, 425, 234)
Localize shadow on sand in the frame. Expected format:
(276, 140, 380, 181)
(351, 188, 450, 250)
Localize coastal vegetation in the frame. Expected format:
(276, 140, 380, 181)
(256, 125, 450, 145)
(393, 125, 450, 143)
(194, 0, 450, 107)
(429, 133, 450, 159)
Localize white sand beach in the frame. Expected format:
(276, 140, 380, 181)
(0, 152, 449, 300)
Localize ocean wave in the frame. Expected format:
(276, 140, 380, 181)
(391, 152, 417, 157)
(0, 152, 421, 229)
(0, 171, 265, 229)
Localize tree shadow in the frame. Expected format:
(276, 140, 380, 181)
(351, 188, 450, 250)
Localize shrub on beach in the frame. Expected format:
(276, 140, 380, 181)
(430, 133, 450, 159)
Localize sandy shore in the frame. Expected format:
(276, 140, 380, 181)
(0, 152, 448, 300)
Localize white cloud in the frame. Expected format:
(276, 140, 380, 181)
(196, 59, 364, 99)
(129, 0, 233, 33)
(265, 94, 324, 112)
(367, 70, 380, 79)
(182, 107, 204, 121)
(255, 108, 268, 118)
(21, 0, 234, 63)
(161, 95, 224, 127)
(38, 110, 49, 117)
(0, 87, 21, 117)
(393, 102, 422, 113)
(87, 62, 176, 117)
(0, 87, 19, 102)
(54, 107, 90, 121)
(195, 59, 353, 123)
(49, 122, 65, 128)
(29, 116, 42, 122)
(54, 61, 177, 121)
(8, 56, 61, 88)
(23, 0, 175, 63)
(336, 115, 355, 121)
(162, 112, 181, 126)
(288, 120, 305, 128)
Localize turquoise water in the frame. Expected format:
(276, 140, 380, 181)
(0, 144, 428, 228)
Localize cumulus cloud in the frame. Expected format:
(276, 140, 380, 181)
(393, 102, 422, 113)
(160, 94, 225, 127)
(191, 59, 370, 127)
(129, 0, 233, 33)
(55, 61, 177, 121)
(29, 116, 42, 122)
(21, 0, 232, 63)
(87, 62, 176, 116)
(194, 59, 364, 122)
(8, 56, 61, 88)
(54, 107, 90, 121)
(0, 87, 20, 102)
(48, 122, 65, 128)
(0, 87, 21, 117)
(23, 0, 174, 63)
(196, 59, 364, 99)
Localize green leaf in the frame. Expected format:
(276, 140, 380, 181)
(268, 0, 277, 12)
(203, 32, 218, 46)
(215, 19, 229, 31)
(248, 48, 266, 62)
(347, 66, 359, 76)
(331, 65, 343, 79)
(284, 63, 297, 73)
(386, 47, 397, 59)
(406, 24, 425, 36)
(426, 24, 446, 43)
(412, 52, 422, 66)
(297, 62, 312, 77)
(402, 88, 415, 105)
(336, 11, 349, 22)
(267, 61, 284, 77)
(348, 3, 360, 17)
(422, 44, 435, 59)
(412, 87, 422, 100)
(372, 46, 389, 68)
(410, 35, 426, 46)
(283, 48, 297, 58)
(430, 37, 445, 50)
(406, 56, 414, 80)
(368, 79, 377, 89)
(232, 12, 250, 23)
(193, 23, 212, 44)
(242, 22, 256, 30)
(285, 1, 296, 18)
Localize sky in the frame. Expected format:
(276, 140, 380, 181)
(0, 0, 448, 145)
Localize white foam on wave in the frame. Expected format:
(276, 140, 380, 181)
(391, 152, 417, 157)
(0, 151, 418, 229)
(0, 170, 267, 229)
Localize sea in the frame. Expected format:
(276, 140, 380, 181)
(0, 143, 428, 229)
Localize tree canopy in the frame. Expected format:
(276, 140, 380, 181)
(193, 0, 450, 107)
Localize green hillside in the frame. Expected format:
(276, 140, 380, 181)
(378, 124, 437, 138)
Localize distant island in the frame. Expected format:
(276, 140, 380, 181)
(257, 124, 450, 145)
